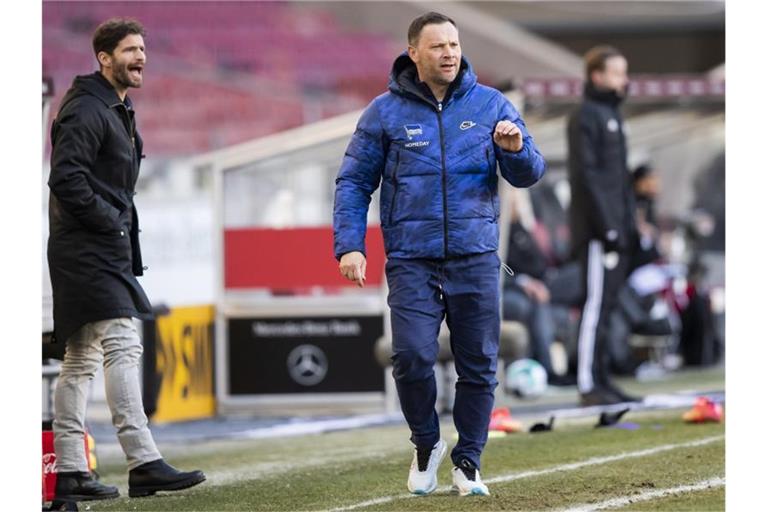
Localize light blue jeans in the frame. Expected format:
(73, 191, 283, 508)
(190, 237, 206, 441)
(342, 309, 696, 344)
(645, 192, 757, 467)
(53, 318, 161, 471)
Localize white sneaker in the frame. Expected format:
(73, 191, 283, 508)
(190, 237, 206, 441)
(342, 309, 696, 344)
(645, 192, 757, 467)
(407, 439, 447, 495)
(451, 460, 490, 496)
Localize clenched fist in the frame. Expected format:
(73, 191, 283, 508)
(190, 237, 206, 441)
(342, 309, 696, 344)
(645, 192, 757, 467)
(493, 120, 524, 152)
(339, 251, 367, 287)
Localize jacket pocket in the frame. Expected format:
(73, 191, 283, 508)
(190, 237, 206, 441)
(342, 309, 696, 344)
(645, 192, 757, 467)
(105, 226, 130, 239)
(388, 151, 401, 225)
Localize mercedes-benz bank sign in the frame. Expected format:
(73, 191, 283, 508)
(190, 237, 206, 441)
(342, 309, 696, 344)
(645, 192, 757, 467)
(253, 320, 361, 337)
(287, 344, 328, 386)
(227, 316, 384, 395)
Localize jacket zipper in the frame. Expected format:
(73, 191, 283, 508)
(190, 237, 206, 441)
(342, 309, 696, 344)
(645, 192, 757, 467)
(119, 105, 140, 187)
(388, 151, 401, 225)
(116, 105, 135, 147)
(486, 146, 496, 214)
(437, 102, 448, 258)
(114, 105, 139, 228)
(115, 104, 137, 159)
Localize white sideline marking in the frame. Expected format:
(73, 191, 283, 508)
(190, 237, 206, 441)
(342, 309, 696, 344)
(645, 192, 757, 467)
(205, 447, 395, 487)
(559, 476, 725, 511)
(483, 435, 723, 486)
(109, 445, 401, 495)
(231, 413, 404, 440)
(326, 435, 724, 511)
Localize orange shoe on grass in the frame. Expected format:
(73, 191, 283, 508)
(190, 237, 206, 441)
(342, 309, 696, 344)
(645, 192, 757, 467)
(489, 407, 524, 433)
(682, 397, 723, 423)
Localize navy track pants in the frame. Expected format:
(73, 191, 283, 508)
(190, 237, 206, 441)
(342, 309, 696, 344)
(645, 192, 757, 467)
(386, 251, 500, 469)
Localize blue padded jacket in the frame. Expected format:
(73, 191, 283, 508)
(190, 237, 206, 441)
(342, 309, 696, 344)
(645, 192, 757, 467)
(333, 53, 546, 260)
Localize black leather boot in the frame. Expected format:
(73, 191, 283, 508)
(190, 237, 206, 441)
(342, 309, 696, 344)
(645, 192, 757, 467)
(128, 459, 206, 498)
(54, 471, 119, 501)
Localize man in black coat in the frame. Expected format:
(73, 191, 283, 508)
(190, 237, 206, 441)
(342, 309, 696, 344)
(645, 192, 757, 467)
(566, 45, 641, 406)
(48, 18, 205, 502)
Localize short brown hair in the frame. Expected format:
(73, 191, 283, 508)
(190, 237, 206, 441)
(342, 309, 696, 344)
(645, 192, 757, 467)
(584, 45, 623, 78)
(92, 18, 145, 58)
(408, 12, 456, 46)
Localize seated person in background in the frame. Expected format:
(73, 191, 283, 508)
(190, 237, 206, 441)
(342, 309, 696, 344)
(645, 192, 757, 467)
(502, 193, 575, 386)
(605, 163, 681, 375)
(631, 163, 662, 269)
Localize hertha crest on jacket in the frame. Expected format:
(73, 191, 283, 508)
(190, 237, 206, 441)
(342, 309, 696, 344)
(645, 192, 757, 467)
(404, 124, 422, 139)
(403, 124, 431, 148)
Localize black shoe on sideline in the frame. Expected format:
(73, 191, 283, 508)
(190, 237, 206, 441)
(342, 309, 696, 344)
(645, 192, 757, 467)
(128, 459, 206, 498)
(603, 381, 643, 403)
(54, 471, 119, 502)
(548, 373, 577, 387)
(579, 387, 623, 407)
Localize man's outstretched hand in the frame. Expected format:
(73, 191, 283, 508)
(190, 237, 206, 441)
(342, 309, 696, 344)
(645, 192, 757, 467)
(339, 251, 366, 287)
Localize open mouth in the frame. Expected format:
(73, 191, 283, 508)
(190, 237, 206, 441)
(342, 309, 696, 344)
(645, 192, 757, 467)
(128, 64, 144, 79)
(441, 63, 456, 73)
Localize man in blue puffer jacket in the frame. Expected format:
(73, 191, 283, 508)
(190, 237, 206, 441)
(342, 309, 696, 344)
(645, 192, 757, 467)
(333, 12, 545, 497)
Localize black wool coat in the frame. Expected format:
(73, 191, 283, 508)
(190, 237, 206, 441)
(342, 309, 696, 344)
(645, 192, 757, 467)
(47, 72, 152, 343)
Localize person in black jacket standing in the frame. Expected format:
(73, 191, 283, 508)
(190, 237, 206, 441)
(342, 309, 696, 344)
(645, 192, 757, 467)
(566, 46, 641, 406)
(48, 18, 205, 502)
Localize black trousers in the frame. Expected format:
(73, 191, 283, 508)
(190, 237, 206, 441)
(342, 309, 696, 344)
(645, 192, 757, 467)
(575, 240, 630, 393)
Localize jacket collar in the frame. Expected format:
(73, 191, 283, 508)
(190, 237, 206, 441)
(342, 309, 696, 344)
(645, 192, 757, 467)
(387, 51, 476, 107)
(584, 81, 625, 107)
(71, 71, 131, 109)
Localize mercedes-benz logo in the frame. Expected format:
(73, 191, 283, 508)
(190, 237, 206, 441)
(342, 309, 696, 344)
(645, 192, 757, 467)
(287, 344, 328, 386)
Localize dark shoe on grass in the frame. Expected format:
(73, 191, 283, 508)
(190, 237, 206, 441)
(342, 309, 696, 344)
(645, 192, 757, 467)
(128, 459, 206, 498)
(580, 387, 623, 406)
(54, 471, 119, 502)
(602, 380, 642, 403)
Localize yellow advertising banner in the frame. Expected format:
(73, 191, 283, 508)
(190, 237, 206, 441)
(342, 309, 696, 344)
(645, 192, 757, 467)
(154, 305, 216, 422)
